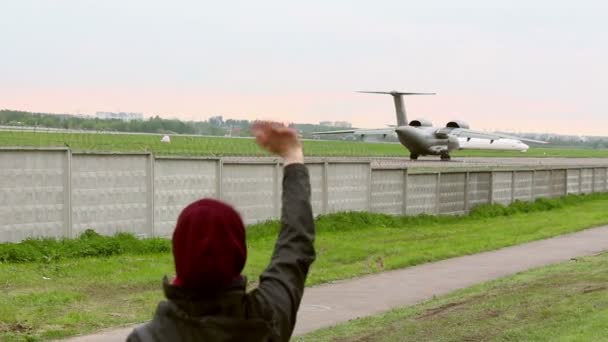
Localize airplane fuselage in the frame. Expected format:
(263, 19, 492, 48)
(395, 126, 456, 157)
(394, 126, 529, 159)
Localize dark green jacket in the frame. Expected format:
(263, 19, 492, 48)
(127, 164, 315, 342)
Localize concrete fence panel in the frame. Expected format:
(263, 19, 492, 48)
(492, 171, 513, 205)
(438, 172, 466, 215)
(581, 169, 593, 194)
(466, 172, 491, 210)
(406, 174, 438, 215)
(550, 170, 567, 197)
(71, 154, 149, 237)
(153, 158, 219, 237)
(567, 169, 581, 194)
(513, 171, 534, 202)
(221, 163, 278, 225)
(534, 170, 551, 199)
(4, 149, 608, 243)
(0, 150, 68, 242)
(306, 164, 326, 216)
(371, 169, 405, 215)
(593, 168, 606, 193)
(326, 163, 370, 213)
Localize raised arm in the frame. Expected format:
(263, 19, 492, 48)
(250, 122, 316, 340)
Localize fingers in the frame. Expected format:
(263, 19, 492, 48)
(252, 120, 286, 132)
(251, 120, 268, 137)
(252, 121, 276, 151)
(252, 121, 292, 141)
(255, 134, 269, 147)
(251, 120, 301, 157)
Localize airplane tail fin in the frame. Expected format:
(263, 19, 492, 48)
(358, 91, 435, 127)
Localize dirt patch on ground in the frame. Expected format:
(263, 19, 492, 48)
(364, 256, 385, 273)
(460, 333, 491, 342)
(0, 322, 33, 333)
(376, 257, 385, 270)
(485, 309, 501, 318)
(415, 299, 472, 321)
(82, 281, 157, 298)
(334, 323, 400, 342)
(582, 286, 607, 294)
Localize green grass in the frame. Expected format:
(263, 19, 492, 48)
(297, 252, 608, 342)
(452, 147, 608, 158)
(0, 230, 170, 263)
(0, 130, 404, 157)
(2, 130, 608, 157)
(2, 194, 608, 340)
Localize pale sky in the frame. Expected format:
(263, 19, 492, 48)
(1, 0, 607, 135)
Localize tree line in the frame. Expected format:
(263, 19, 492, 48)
(0, 110, 350, 138)
(3, 109, 605, 148)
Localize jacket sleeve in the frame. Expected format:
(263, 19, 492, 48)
(251, 163, 316, 341)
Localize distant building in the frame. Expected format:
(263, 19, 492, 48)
(319, 121, 352, 128)
(95, 112, 143, 121)
(334, 121, 352, 128)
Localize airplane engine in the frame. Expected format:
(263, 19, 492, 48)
(446, 120, 470, 129)
(447, 135, 460, 151)
(409, 119, 433, 127)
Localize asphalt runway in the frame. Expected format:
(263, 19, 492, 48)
(221, 156, 608, 171)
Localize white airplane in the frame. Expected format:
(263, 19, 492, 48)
(313, 91, 545, 160)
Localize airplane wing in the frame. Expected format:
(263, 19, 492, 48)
(445, 128, 548, 144)
(311, 129, 357, 135)
(312, 128, 396, 135)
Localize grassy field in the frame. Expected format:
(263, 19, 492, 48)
(1, 194, 608, 340)
(1, 130, 608, 158)
(297, 252, 608, 342)
(451, 148, 608, 158)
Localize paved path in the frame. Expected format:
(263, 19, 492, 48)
(65, 226, 608, 341)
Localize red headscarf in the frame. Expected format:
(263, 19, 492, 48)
(172, 199, 246, 290)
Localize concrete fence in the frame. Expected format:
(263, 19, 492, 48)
(1, 148, 607, 242)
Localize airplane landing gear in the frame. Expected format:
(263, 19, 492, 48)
(410, 153, 419, 160)
(440, 152, 451, 161)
